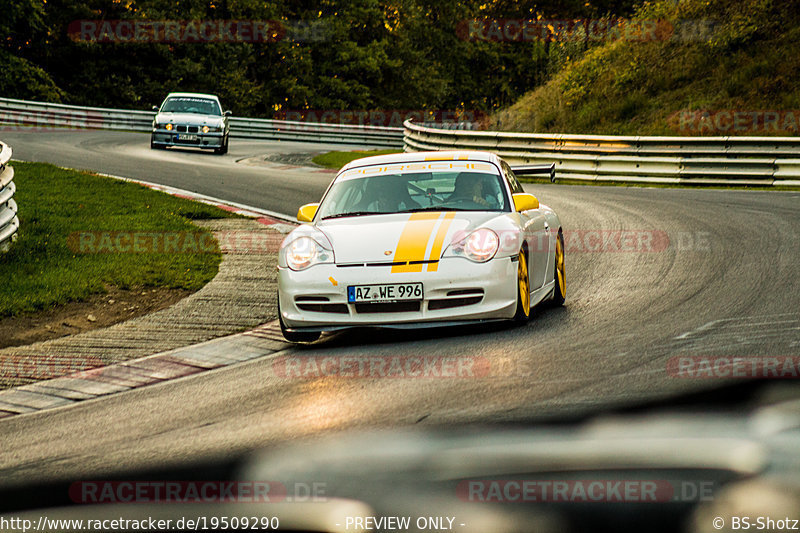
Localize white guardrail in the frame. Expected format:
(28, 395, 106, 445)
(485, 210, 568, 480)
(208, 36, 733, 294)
(3, 97, 799, 185)
(404, 120, 800, 186)
(0, 97, 404, 148)
(0, 141, 19, 253)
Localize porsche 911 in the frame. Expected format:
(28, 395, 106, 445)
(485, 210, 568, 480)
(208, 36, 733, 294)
(277, 150, 565, 342)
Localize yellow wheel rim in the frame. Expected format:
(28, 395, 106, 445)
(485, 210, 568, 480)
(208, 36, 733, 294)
(518, 251, 530, 316)
(556, 236, 566, 298)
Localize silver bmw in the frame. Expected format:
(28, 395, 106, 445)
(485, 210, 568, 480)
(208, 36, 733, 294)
(150, 93, 231, 154)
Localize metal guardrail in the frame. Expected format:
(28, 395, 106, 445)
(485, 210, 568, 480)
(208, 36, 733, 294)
(0, 141, 19, 253)
(0, 97, 404, 148)
(404, 120, 800, 186)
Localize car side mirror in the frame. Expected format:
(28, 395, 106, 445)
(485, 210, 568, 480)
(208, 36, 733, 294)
(224, 110, 232, 117)
(152, 106, 159, 112)
(512, 193, 539, 212)
(297, 203, 320, 223)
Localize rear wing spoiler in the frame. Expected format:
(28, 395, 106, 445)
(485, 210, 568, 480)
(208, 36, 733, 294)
(511, 163, 556, 183)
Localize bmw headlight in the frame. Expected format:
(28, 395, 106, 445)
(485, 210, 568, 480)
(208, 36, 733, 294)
(444, 228, 499, 263)
(165, 123, 173, 131)
(282, 236, 333, 271)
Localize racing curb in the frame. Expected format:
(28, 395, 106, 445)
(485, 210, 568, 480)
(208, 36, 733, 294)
(94, 172, 300, 228)
(0, 321, 290, 418)
(0, 169, 301, 419)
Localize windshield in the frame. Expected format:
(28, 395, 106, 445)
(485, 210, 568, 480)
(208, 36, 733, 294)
(317, 168, 509, 220)
(160, 97, 221, 116)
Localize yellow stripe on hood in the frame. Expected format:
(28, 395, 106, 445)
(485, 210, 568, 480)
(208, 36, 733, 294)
(426, 212, 456, 272)
(391, 212, 441, 273)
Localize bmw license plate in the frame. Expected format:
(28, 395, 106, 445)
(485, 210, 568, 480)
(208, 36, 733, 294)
(177, 134, 198, 141)
(348, 283, 423, 303)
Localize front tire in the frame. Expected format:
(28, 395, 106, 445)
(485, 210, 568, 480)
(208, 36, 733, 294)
(513, 249, 531, 322)
(278, 295, 320, 343)
(214, 135, 229, 155)
(552, 231, 566, 306)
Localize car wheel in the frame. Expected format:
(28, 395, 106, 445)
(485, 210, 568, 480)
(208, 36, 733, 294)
(552, 230, 566, 306)
(513, 249, 531, 322)
(215, 135, 229, 155)
(278, 295, 321, 343)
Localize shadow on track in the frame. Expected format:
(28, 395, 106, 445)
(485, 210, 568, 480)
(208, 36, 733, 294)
(292, 304, 571, 351)
(153, 146, 225, 157)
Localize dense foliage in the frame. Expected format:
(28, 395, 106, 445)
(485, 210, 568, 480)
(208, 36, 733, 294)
(2, 0, 636, 116)
(492, 0, 800, 135)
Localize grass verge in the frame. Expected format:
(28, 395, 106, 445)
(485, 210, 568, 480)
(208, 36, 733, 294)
(312, 149, 401, 169)
(0, 162, 236, 317)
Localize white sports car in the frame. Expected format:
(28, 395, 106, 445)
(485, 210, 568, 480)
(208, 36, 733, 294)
(277, 151, 565, 342)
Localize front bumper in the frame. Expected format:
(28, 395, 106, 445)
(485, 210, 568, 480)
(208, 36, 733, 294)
(151, 130, 224, 149)
(278, 256, 518, 331)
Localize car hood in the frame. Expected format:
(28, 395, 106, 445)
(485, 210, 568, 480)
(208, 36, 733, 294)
(155, 112, 224, 126)
(315, 211, 517, 265)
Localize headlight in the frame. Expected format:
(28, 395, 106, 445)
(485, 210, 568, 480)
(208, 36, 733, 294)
(465, 229, 499, 262)
(445, 228, 499, 263)
(202, 125, 210, 133)
(284, 236, 332, 271)
(165, 124, 173, 131)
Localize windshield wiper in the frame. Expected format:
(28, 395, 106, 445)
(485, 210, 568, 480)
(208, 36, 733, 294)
(401, 207, 473, 213)
(321, 211, 394, 220)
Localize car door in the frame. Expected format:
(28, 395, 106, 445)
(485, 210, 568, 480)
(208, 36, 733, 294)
(502, 162, 550, 290)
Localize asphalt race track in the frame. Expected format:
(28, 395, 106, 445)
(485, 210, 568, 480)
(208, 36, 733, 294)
(1, 130, 799, 485)
(2, 130, 345, 216)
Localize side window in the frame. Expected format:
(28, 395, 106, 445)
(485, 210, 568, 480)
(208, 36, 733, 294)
(501, 161, 524, 194)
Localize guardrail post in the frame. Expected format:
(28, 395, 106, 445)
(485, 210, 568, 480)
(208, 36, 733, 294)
(0, 141, 19, 253)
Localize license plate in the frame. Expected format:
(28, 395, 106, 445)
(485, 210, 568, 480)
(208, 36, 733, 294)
(177, 134, 198, 141)
(348, 283, 423, 303)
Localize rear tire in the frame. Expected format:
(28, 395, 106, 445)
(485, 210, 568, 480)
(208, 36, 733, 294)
(278, 295, 321, 343)
(513, 249, 531, 322)
(552, 231, 566, 306)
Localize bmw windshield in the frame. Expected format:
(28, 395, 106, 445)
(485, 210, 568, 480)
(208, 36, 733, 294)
(160, 97, 221, 116)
